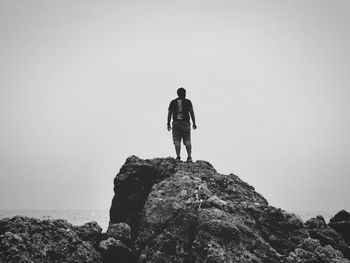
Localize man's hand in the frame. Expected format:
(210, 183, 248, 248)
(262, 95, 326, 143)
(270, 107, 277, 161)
(167, 124, 171, 131)
(193, 124, 197, 130)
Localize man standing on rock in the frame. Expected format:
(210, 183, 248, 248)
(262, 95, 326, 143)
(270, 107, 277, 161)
(167, 87, 197, 162)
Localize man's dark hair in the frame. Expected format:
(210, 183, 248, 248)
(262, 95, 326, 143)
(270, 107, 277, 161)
(177, 88, 186, 98)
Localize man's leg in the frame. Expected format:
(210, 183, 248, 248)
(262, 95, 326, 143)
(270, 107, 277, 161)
(174, 141, 181, 159)
(183, 122, 192, 162)
(172, 121, 181, 159)
(184, 140, 192, 160)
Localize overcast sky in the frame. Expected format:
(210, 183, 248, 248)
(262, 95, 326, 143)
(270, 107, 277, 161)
(1, 0, 349, 213)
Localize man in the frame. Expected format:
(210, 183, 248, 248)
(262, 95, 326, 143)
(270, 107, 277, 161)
(167, 87, 197, 162)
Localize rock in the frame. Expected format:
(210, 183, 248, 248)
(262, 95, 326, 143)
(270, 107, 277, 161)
(0, 216, 102, 262)
(331, 210, 350, 223)
(287, 247, 318, 263)
(99, 237, 136, 263)
(110, 156, 350, 262)
(314, 245, 348, 262)
(328, 210, 350, 259)
(106, 222, 131, 245)
(2, 156, 349, 262)
(305, 216, 347, 252)
(329, 210, 350, 243)
(287, 238, 350, 263)
(301, 237, 322, 251)
(74, 221, 102, 243)
(109, 156, 219, 234)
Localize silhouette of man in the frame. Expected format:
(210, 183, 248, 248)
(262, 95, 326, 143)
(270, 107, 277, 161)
(167, 88, 197, 162)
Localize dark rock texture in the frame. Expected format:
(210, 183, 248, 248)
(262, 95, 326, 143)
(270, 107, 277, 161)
(0, 216, 102, 263)
(287, 238, 349, 263)
(109, 156, 350, 263)
(100, 222, 136, 263)
(329, 210, 350, 259)
(1, 156, 349, 262)
(305, 215, 350, 260)
(329, 210, 350, 243)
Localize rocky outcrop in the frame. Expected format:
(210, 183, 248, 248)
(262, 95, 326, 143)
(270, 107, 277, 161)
(329, 210, 350, 243)
(287, 237, 349, 263)
(109, 156, 350, 263)
(329, 210, 350, 259)
(0, 216, 103, 262)
(1, 156, 349, 263)
(304, 215, 350, 260)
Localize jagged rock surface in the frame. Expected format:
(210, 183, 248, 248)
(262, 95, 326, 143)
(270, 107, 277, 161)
(1, 156, 349, 263)
(110, 156, 350, 263)
(329, 210, 350, 243)
(329, 210, 350, 259)
(0, 216, 103, 263)
(305, 216, 349, 257)
(287, 238, 349, 263)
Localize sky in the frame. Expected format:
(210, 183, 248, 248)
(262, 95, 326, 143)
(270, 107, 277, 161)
(1, 0, 349, 212)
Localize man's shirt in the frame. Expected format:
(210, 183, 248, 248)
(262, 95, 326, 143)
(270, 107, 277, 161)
(168, 98, 193, 124)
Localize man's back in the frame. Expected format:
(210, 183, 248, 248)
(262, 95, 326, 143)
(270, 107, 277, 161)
(168, 98, 193, 124)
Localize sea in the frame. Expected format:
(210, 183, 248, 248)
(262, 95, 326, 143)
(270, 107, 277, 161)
(0, 209, 338, 232)
(0, 209, 110, 231)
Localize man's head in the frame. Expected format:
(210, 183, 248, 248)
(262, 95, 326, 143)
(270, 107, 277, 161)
(177, 87, 186, 98)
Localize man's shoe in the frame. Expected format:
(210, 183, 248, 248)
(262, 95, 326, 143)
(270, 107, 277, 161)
(186, 156, 193, 163)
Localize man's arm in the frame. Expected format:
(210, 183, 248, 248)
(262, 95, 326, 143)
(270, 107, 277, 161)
(167, 110, 172, 131)
(190, 108, 197, 129)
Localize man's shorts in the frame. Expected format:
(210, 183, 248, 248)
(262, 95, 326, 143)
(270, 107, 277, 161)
(172, 121, 191, 145)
